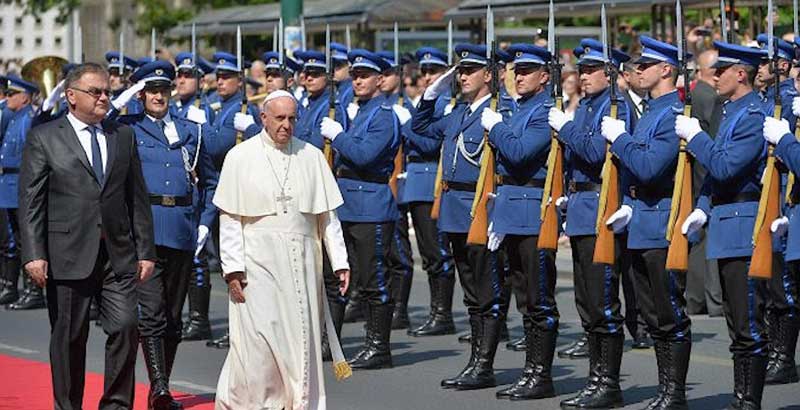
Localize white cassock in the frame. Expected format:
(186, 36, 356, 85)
(213, 129, 349, 410)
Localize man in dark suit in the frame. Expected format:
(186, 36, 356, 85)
(17, 62, 156, 410)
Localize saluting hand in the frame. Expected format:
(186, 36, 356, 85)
(423, 66, 457, 101)
(24, 259, 48, 288)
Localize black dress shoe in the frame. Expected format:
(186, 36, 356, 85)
(6, 288, 45, 310)
(206, 333, 230, 349)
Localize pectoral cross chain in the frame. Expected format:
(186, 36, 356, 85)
(277, 189, 293, 214)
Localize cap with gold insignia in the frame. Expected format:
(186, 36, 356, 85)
(576, 38, 630, 67)
(415, 47, 448, 67)
(212, 51, 241, 73)
(506, 43, 550, 67)
(4, 75, 39, 95)
(175, 52, 215, 75)
(348, 49, 391, 72)
(105, 51, 138, 73)
(129, 60, 175, 88)
(295, 50, 326, 72)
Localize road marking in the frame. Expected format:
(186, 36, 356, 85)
(0, 342, 39, 355)
(172, 380, 217, 394)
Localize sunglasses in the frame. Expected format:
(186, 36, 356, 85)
(71, 87, 113, 99)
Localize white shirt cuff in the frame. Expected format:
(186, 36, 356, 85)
(219, 212, 246, 277)
(320, 211, 349, 272)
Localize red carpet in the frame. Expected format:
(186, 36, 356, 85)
(0, 354, 215, 410)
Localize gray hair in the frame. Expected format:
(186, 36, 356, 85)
(65, 63, 108, 89)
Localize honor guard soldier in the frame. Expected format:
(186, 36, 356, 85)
(764, 94, 800, 386)
(412, 43, 507, 391)
(261, 51, 302, 94)
(105, 51, 143, 116)
(204, 51, 263, 169)
(400, 46, 459, 338)
(0, 75, 12, 305)
(482, 43, 559, 401)
(1, 76, 43, 310)
(117, 60, 219, 410)
(319, 49, 400, 370)
(171, 52, 219, 342)
(755, 34, 800, 386)
(601, 36, 693, 409)
(548, 38, 632, 409)
(376, 50, 416, 330)
(291, 49, 348, 361)
(676, 41, 770, 410)
(331, 42, 354, 114)
(496, 51, 518, 118)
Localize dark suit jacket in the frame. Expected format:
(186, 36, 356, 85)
(17, 115, 156, 280)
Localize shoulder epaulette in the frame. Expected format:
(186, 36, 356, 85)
(543, 100, 554, 109)
(671, 104, 683, 113)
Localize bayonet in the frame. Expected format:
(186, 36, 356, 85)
(720, 0, 727, 41)
(279, 17, 287, 90)
(119, 22, 125, 76)
(395, 21, 403, 104)
(795, 0, 799, 42)
(447, 20, 453, 66)
(151, 28, 156, 60)
(346, 25, 352, 51)
(191, 23, 196, 67)
(548, 0, 555, 58)
(324, 24, 335, 167)
(75, 24, 83, 63)
(300, 15, 307, 51)
(601, 4, 609, 63)
(273, 24, 278, 52)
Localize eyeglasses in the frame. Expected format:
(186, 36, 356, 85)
(71, 87, 113, 99)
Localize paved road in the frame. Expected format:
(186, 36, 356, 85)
(1, 243, 799, 409)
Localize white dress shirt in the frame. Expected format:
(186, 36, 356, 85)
(146, 112, 180, 145)
(67, 112, 108, 173)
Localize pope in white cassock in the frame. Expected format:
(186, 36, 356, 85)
(213, 91, 352, 410)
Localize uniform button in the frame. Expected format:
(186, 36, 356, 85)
(425, 167, 429, 171)
(165, 163, 170, 167)
(735, 211, 738, 216)
(358, 185, 363, 189)
(523, 194, 528, 198)
(165, 181, 170, 186)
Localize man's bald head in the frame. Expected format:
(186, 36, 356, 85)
(696, 50, 718, 83)
(259, 91, 297, 146)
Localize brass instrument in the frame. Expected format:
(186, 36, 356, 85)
(21, 56, 68, 101)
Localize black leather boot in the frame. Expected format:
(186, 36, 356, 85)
(559, 332, 589, 359)
(348, 303, 393, 370)
(322, 301, 346, 362)
(163, 337, 184, 410)
(408, 275, 437, 336)
(631, 327, 653, 349)
(391, 303, 410, 330)
(181, 284, 212, 341)
(726, 355, 767, 410)
(206, 331, 229, 349)
(765, 315, 799, 384)
(141, 337, 174, 410)
(507, 318, 532, 352)
(343, 292, 366, 323)
(497, 328, 557, 400)
(454, 316, 500, 390)
(0, 258, 19, 305)
(645, 340, 690, 410)
(560, 333, 624, 409)
(442, 315, 481, 388)
(410, 274, 456, 336)
(7, 272, 45, 310)
(391, 271, 412, 330)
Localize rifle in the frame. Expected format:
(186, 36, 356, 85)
(119, 23, 127, 115)
(593, 3, 620, 265)
(466, 5, 497, 245)
(389, 22, 405, 199)
(151, 28, 157, 61)
(235, 25, 247, 145)
(665, 0, 693, 271)
(278, 17, 287, 91)
(323, 24, 335, 168)
(786, 0, 800, 206)
(431, 23, 454, 220)
(191, 23, 202, 109)
(538, 0, 565, 251)
(749, 0, 780, 279)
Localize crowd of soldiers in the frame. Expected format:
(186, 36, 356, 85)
(1, 9, 800, 410)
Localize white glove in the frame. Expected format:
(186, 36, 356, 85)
(186, 105, 208, 125)
(443, 103, 454, 116)
(397, 172, 407, 180)
(763, 117, 790, 146)
(42, 79, 65, 112)
(601, 116, 626, 143)
(320, 117, 344, 141)
(393, 104, 411, 125)
(681, 208, 708, 236)
(605, 205, 632, 233)
(487, 222, 505, 252)
(423, 66, 457, 101)
(233, 113, 256, 132)
(675, 115, 702, 142)
(555, 196, 569, 210)
(793, 96, 800, 117)
(347, 102, 359, 121)
(771, 216, 789, 237)
(195, 225, 209, 257)
(481, 107, 503, 133)
(111, 80, 146, 110)
(548, 107, 570, 132)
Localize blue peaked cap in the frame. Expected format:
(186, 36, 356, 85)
(577, 38, 630, 67)
(507, 43, 551, 66)
(416, 47, 448, 67)
(756, 34, 794, 61)
(634, 36, 691, 66)
(712, 41, 768, 68)
(348, 49, 391, 72)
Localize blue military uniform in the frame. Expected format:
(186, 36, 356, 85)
(105, 51, 143, 116)
(203, 52, 262, 169)
(330, 42, 355, 114)
(0, 76, 44, 310)
(326, 49, 400, 370)
(685, 41, 770, 408)
(120, 61, 219, 405)
(292, 50, 347, 150)
(412, 43, 508, 390)
(556, 38, 631, 409)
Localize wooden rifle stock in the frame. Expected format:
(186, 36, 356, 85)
(430, 155, 444, 219)
(323, 107, 336, 168)
(538, 98, 564, 250)
(466, 98, 497, 246)
(592, 103, 619, 265)
(235, 103, 247, 145)
(665, 105, 694, 271)
(388, 97, 405, 200)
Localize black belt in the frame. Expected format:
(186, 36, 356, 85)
(407, 155, 439, 163)
(711, 191, 761, 206)
(149, 194, 193, 207)
(442, 181, 477, 192)
(629, 184, 672, 200)
(569, 181, 602, 193)
(0, 167, 19, 175)
(336, 168, 390, 184)
(495, 175, 545, 188)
